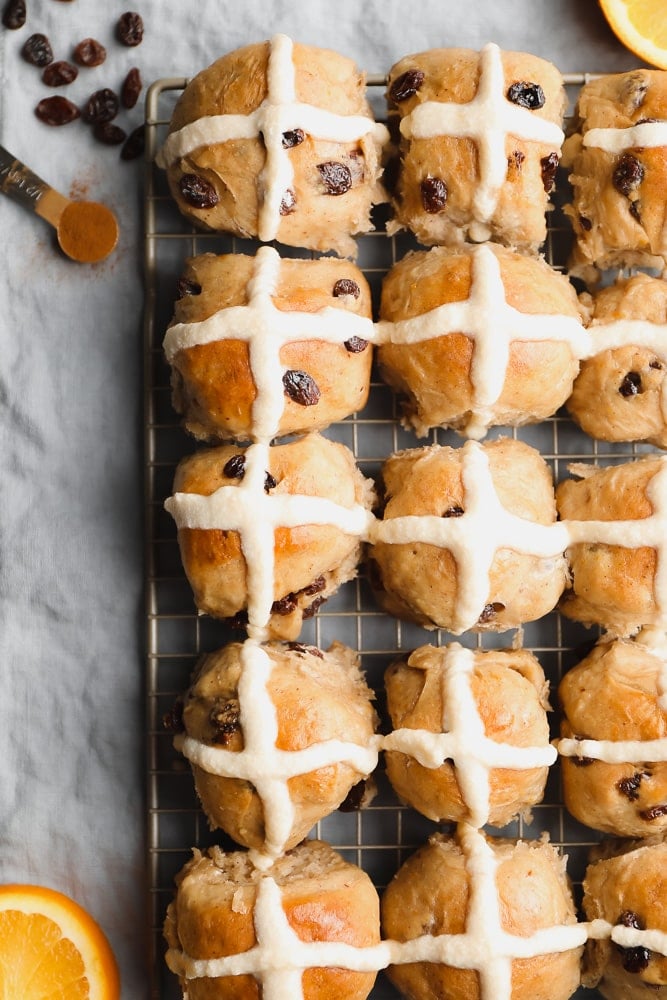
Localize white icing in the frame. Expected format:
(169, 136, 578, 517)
(583, 317, 667, 421)
(382, 643, 556, 827)
(369, 439, 569, 633)
(156, 33, 388, 241)
(375, 244, 588, 439)
(177, 641, 379, 865)
(611, 922, 667, 957)
(165, 440, 374, 639)
(566, 458, 667, 628)
(583, 120, 667, 155)
(399, 42, 564, 225)
(557, 735, 667, 764)
(164, 245, 376, 441)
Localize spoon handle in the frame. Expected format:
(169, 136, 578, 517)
(0, 143, 50, 212)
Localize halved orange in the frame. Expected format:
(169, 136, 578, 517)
(599, 0, 667, 69)
(0, 884, 120, 999)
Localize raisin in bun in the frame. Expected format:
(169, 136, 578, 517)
(377, 243, 585, 439)
(165, 434, 375, 641)
(173, 640, 378, 860)
(557, 630, 667, 839)
(165, 248, 374, 443)
(367, 437, 568, 634)
(556, 455, 667, 634)
(566, 273, 667, 449)
(563, 69, 667, 281)
(381, 826, 582, 1000)
(156, 35, 387, 257)
(582, 838, 667, 998)
(385, 43, 565, 251)
(383, 643, 554, 828)
(164, 839, 381, 1000)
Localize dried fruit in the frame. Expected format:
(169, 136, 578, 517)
(639, 803, 667, 820)
(619, 371, 642, 396)
(22, 34, 54, 68)
(612, 153, 644, 196)
(82, 88, 119, 124)
(282, 369, 321, 406)
(420, 175, 448, 213)
(579, 215, 593, 231)
(120, 124, 145, 161)
(209, 700, 240, 745)
(282, 129, 304, 148)
(73, 38, 106, 67)
(507, 81, 546, 109)
(93, 122, 127, 146)
(42, 60, 78, 87)
(35, 96, 81, 126)
(477, 601, 505, 623)
(540, 151, 559, 192)
(121, 66, 142, 109)
(2, 0, 26, 29)
(177, 277, 202, 298)
(443, 505, 464, 517)
(616, 911, 651, 973)
(344, 337, 369, 353)
(116, 10, 144, 46)
(271, 594, 297, 616)
(616, 772, 646, 800)
(389, 68, 425, 103)
(333, 278, 360, 298)
(179, 173, 219, 208)
(264, 471, 277, 492)
(279, 189, 296, 215)
(317, 161, 352, 195)
(223, 454, 245, 480)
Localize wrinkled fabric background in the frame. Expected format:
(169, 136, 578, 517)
(0, 1, 643, 995)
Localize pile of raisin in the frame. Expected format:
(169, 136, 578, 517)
(5, 5, 146, 161)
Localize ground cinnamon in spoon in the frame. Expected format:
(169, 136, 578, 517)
(57, 200, 118, 263)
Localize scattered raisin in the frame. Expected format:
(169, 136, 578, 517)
(650, 359, 663, 370)
(579, 215, 593, 231)
(478, 602, 505, 623)
(271, 594, 298, 616)
(82, 88, 119, 124)
(209, 700, 240, 745)
(303, 595, 326, 618)
(2, 0, 25, 29)
(420, 175, 447, 213)
(121, 66, 142, 109)
(264, 472, 277, 492)
(507, 81, 546, 109)
(617, 772, 646, 801)
(540, 151, 559, 192)
(508, 149, 525, 172)
(317, 161, 352, 195)
(287, 641, 323, 658)
(303, 576, 326, 596)
(282, 129, 305, 148)
(120, 124, 145, 161)
(93, 122, 127, 145)
(639, 803, 667, 821)
(223, 454, 246, 480)
(389, 68, 425, 103)
(612, 153, 644, 197)
(162, 699, 184, 734)
(116, 11, 144, 46)
(619, 371, 642, 396)
(42, 61, 78, 87)
(35, 96, 81, 126)
(282, 369, 321, 406)
(339, 779, 368, 812)
(179, 173, 219, 209)
(443, 505, 464, 517)
(616, 911, 651, 973)
(279, 189, 296, 215)
(177, 277, 202, 298)
(333, 278, 360, 299)
(73, 38, 106, 67)
(344, 337, 369, 353)
(22, 34, 53, 68)
(629, 200, 642, 223)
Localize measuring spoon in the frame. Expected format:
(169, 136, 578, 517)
(0, 143, 119, 263)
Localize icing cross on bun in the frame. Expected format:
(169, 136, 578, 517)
(557, 628, 667, 838)
(156, 34, 388, 256)
(172, 639, 379, 865)
(557, 454, 667, 634)
(385, 43, 565, 250)
(381, 824, 584, 1000)
(376, 242, 586, 440)
(383, 642, 555, 828)
(368, 437, 569, 634)
(165, 435, 376, 641)
(164, 247, 375, 443)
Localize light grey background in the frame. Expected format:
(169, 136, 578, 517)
(0, 1, 647, 996)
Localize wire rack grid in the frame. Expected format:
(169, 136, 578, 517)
(142, 72, 655, 1000)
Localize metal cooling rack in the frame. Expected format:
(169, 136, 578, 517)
(143, 72, 653, 1000)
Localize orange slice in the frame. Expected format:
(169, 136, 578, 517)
(598, 0, 667, 69)
(0, 884, 120, 999)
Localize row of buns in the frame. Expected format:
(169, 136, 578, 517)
(152, 34, 667, 1000)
